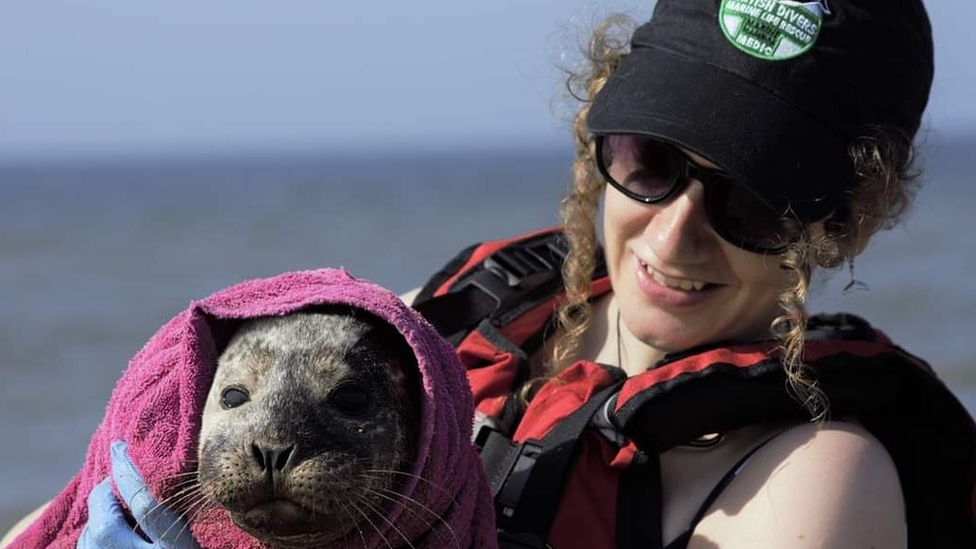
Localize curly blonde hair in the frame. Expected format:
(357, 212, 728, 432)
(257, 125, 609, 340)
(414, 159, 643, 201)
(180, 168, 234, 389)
(545, 16, 921, 420)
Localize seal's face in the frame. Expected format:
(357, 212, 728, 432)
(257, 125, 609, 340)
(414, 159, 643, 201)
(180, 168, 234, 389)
(197, 308, 420, 548)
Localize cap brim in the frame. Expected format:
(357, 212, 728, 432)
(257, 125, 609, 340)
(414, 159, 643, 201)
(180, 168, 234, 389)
(587, 44, 850, 221)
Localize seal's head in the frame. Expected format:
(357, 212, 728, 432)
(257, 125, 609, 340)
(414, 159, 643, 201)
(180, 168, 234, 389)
(197, 306, 420, 549)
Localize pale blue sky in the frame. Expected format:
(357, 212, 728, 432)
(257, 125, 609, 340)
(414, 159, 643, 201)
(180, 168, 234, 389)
(0, 0, 971, 159)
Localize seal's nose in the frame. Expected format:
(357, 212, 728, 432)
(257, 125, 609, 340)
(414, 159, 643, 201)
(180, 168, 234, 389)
(251, 443, 295, 476)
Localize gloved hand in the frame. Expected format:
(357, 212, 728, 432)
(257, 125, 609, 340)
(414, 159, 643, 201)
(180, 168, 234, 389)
(77, 441, 202, 549)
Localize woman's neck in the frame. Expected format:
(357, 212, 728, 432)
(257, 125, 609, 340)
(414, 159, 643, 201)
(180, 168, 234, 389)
(582, 293, 667, 376)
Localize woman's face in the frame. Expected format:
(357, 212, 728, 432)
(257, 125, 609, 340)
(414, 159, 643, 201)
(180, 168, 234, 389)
(603, 160, 794, 353)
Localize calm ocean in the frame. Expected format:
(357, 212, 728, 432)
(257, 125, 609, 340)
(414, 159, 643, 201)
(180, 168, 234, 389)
(1, 138, 974, 532)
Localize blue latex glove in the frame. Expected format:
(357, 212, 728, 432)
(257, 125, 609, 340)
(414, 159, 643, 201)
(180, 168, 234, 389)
(77, 441, 202, 549)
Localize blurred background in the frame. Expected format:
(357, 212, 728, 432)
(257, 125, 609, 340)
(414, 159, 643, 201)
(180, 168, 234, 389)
(1, 0, 973, 534)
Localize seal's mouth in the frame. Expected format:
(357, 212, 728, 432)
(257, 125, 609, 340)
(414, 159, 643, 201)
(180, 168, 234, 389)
(237, 499, 337, 538)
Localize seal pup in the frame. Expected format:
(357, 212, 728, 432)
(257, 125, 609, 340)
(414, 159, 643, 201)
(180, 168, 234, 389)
(196, 306, 421, 549)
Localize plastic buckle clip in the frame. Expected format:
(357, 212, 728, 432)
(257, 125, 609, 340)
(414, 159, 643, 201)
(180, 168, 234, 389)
(473, 413, 504, 447)
(451, 236, 568, 321)
(495, 439, 544, 520)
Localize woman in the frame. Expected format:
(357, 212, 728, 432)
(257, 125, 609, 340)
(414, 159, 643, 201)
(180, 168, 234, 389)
(5, 0, 974, 548)
(418, 0, 973, 545)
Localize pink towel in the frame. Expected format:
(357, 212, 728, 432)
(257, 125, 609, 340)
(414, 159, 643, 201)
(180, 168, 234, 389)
(12, 268, 497, 549)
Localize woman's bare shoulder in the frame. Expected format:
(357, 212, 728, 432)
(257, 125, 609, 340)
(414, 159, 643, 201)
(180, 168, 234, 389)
(688, 420, 905, 549)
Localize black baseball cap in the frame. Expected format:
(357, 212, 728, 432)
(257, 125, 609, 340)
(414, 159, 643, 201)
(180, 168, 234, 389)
(587, 0, 933, 221)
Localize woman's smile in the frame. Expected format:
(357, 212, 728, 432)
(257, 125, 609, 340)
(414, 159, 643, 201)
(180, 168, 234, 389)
(634, 256, 722, 308)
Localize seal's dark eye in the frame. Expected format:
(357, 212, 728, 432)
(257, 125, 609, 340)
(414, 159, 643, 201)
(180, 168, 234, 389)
(329, 382, 370, 416)
(221, 386, 250, 409)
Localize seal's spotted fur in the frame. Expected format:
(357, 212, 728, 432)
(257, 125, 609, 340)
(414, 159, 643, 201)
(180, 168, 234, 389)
(198, 307, 420, 549)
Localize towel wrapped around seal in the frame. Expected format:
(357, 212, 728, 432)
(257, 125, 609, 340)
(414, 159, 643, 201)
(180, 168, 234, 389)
(11, 268, 497, 549)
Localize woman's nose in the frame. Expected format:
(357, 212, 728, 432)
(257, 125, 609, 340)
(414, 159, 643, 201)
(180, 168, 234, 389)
(645, 180, 714, 262)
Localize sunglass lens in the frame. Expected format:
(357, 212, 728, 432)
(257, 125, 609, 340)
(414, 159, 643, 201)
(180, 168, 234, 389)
(709, 181, 802, 252)
(601, 135, 680, 201)
(599, 133, 803, 253)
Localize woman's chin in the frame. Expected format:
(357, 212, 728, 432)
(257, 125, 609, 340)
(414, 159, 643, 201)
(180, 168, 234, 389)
(625, 310, 720, 352)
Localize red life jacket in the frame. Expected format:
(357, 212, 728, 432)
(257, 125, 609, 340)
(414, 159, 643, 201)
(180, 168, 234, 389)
(412, 227, 976, 549)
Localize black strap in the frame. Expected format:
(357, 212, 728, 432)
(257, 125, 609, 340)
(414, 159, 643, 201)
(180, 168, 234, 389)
(475, 380, 625, 549)
(413, 287, 499, 346)
(414, 242, 481, 305)
(663, 434, 781, 549)
(617, 451, 664, 549)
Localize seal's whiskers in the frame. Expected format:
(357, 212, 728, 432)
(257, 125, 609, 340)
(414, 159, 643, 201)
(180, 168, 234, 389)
(337, 500, 370, 549)
(149, 475, 205, 519)
(160, 491, 213, 545)
(349, 500, 396, 549)
(363, 469, 457, 505)
(364, 485, 461, 549)
(354, 494, 417, 549)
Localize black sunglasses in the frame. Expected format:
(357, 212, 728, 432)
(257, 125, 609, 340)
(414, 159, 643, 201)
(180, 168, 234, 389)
(595, 134, 803, 254)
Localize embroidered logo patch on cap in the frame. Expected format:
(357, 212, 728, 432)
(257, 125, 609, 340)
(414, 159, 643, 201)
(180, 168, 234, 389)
(719, 0, 830, 61)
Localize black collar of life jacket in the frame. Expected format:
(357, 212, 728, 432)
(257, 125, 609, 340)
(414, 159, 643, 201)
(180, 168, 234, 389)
(412, 227, 976, 549)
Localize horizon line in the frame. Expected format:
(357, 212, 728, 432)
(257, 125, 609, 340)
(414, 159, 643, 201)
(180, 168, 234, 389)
(2, 128, 974, 168)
